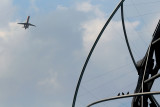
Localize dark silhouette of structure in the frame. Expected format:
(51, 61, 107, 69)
(131, 20, 160, 107)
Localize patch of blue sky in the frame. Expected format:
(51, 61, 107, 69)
(13, 0, 30, 9)
(12, 0, 30, 15)
(13, 0, 75, 17)
(91, 0, 120, 13)
(35, 0, 73, 11)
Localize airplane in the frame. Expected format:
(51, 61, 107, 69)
(18, 16, 36, 29)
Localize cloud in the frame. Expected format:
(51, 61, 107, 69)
(37, 70, 61, 93)
(81, 10, 140, 69)
(0, 1, 92, 107)
(76, 1, 105, 17)
(76, 1, 93, 12)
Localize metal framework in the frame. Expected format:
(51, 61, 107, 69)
(72, 0, 160, 107)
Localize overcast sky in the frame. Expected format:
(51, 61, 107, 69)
(0, 0, 160, 107)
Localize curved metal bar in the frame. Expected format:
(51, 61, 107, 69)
(72, 0, 126, 107)
(87, 91, 160, 107)
(121, 3, 138, 71)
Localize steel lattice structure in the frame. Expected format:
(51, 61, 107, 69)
(72, 0, 160, 107)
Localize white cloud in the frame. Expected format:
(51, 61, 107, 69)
(81, 16, 140, 54)
(76, 1, 93, 12)
(37, 70, 61, 92)
(76, 1, 105, 18)
(0, 1, 89, 106)
(0, 31, 7, 39)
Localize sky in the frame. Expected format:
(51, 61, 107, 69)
(0, 0, 160, 107)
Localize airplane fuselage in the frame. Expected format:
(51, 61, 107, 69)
(24, 16, 30, 29)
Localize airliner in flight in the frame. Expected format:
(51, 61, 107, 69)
(18, 16, 36, 29)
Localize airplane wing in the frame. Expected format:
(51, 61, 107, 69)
(28, 23, 36, 27)
(17, 23, 26, 25)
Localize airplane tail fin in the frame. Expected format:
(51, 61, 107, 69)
(27, 16, 30, 23)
